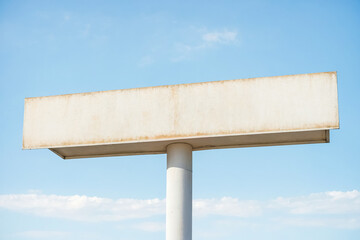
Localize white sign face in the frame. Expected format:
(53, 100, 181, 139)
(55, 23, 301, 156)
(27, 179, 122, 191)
(23, 72, 339, 159)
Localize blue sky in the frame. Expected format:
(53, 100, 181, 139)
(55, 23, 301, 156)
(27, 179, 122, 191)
(0, 0, 359, 239)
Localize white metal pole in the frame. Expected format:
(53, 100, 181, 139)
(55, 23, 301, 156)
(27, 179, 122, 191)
(166, 143, 192, 240)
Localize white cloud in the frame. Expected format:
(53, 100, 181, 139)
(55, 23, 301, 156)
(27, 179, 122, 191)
(274, 217, 360, 229)
(194, 197, 261, 217)
(82, 24, 91, 37)
(64, 14, 71, 21)
(132, 221, 165, 232)
(195, 219, 262, 239)
(0, 193, 165, 222)
(15, 231, 69, 239)
(270, 190, 360, 215)
(0, 190, 359, 230)
(138, 55, 154, 67)
(202, 30, 237, 43)
(172, 29, 238, 61)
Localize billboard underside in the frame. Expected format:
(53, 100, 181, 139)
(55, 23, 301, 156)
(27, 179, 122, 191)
(50, 130, 329, 159)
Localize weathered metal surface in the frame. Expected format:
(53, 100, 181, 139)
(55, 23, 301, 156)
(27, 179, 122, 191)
(23, 72, 339, 158)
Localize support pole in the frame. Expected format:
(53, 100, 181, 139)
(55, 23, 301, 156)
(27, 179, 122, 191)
(166, 143, 192, 240)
